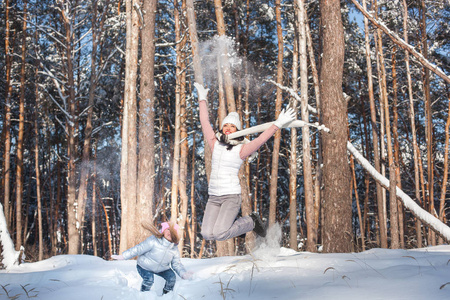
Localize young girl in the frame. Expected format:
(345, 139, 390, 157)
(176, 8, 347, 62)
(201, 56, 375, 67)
(194, 82, 295, 241)
(112, 222, 192, 294)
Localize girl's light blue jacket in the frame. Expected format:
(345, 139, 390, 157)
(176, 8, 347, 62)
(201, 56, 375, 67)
(123, 235, 186, 277)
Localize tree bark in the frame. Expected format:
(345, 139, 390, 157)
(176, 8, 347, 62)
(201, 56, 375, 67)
(33, 27, 44, 260)
(306, 16, 322, 242)
(15, 0, 28, 251)
(243, 0, 255, 251)
(269, 0, 284, 226)
(177, 0, 189, 254)
(120, 0, 139, 253)
(297, 0, 316, 252)
(438, 92, 450, 244)
(171, 0, 182, 226)
(350, 152, 365, 251)
(373, 0, 388, 249)
(189, 115, 197, 257)
(92, 143, 98, 257)
(138, 0, 158, 243)
(57, 0, 82, 254)
(289, 3, 299, 252)
(421, 0, 435, 246)
(376, 1, 399, 246)
(3, 0, 13, 230)
(213, 0, 236, 111)
(391, 46, 405, 248)
(389, 164, 399, 249)
(362, 0, 387, 248)
(402, 0, 422, 248)
(319, 0, 352, 253)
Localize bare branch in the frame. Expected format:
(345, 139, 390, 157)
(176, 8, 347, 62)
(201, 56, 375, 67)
(351, 0, 450, 84)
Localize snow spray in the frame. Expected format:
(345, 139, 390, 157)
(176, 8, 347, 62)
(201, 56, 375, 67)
(199, 35, 260, 94)
(251, 223, 282, 262)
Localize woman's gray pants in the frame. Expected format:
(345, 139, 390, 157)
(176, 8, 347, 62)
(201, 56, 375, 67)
(201, 194, 254, 241)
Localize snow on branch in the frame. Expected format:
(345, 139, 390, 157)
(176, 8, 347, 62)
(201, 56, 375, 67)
(351, 0, 450, 85)
(0, 202, 20, 269)
(266, 80, 318, 113)
(347, 142, 450, 242)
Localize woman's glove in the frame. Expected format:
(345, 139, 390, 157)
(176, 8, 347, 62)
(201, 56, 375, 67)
(273, 107, 296, 128)
(194, 82, 209, 102)
(111, 254, 125, 260)
(182, 271, 194, 280)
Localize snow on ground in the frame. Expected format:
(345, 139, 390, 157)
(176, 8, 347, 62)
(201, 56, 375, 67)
(1, 225, 450, 300)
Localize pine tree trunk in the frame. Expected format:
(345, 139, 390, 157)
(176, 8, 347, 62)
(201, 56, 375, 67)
(171, 0, 182, 224)
(359, 80, 371, 244)
(374, 0, 398, 249)
(351, 152, 365, 251)
(363, 0, 387, 248)
(269, 0, 284, 226)
(243, 0, 255, 251)
(77, 4, 99, 246)
(319, 0, 352, 253)
(33, 28, 43, 260)
(438, 92, 450, 245)
(373, 0, 388, 250)
(15, 0, 28, 251)
(55, 157, 62, 255)
(306, 17, 322, 243)
(58, 1, 82, 254)
(137, 0, 157, 245)
(214, 0, 236, 111)
(178, 0, 189, 253)
(402, 0, 422, 248)
(3, 0, 13, 230)
(92, 143, 98, 257)
(297, 0, 316, 253)
(289, 3, 299, 252)
(421, 0, 435, 246)
(190, 123, 197, 258)
(120, 0, 139, 253)
(391, 46, 405, 248)
(389, 164, 399, 249)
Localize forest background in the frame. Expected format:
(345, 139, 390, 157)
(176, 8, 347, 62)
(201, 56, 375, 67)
(0, 0, 449, 266)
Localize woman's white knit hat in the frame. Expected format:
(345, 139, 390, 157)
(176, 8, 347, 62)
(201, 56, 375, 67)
(221, 112, 241, 130)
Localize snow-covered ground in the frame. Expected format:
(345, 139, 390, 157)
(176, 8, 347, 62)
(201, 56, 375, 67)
(1, 225, 450, 300)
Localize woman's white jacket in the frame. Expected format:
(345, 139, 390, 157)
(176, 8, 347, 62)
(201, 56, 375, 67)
(122, 235, 186, 276)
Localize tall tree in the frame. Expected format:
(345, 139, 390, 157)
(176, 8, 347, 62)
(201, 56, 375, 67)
(289, 3, 300, 252)
(421, 0, 435, 246)
(171, 0, 182, 227)
(15, 0, 28, 250)
(76, 0, 112, 250)
(362, 0, 387, 248)
(319, 0, 352, 253)
(54, 0, 83, 254)
(297, 0, 316, 252)
(376, 2, 399, 249)
(138, 0, 158, 243)
(174, 0, 190, 253)
(120, 0, 139, 253)
(33, 27, 44, 261)
(3, 0, 13, 229)
(269, 0, 285, 226)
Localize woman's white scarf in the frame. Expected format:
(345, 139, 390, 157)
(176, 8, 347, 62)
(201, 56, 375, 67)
(215, 132, 258, 162)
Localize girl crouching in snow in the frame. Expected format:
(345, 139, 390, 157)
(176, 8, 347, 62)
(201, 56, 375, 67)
(112, 222, 193, 294)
